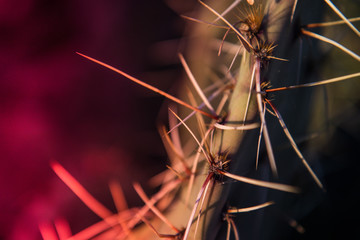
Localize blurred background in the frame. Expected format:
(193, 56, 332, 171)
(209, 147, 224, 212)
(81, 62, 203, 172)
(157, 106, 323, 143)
(0, 0, 188, 239)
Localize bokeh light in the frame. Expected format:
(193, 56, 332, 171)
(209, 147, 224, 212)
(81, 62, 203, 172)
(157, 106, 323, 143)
(0, 1, 183, 239)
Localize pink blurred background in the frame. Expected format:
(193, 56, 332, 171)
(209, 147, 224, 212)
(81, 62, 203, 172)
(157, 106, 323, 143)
(0, 0, 185, 239)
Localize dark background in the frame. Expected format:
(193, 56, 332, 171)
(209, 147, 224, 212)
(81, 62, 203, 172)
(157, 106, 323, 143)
(0, 1, 187, 239)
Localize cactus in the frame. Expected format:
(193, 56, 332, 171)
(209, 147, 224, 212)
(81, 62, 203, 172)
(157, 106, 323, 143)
(43, 0, 359, 239)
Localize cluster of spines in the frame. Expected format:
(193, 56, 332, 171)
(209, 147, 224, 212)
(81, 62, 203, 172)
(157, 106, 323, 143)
(40, 0, 359, 239)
